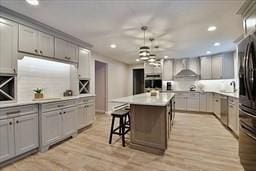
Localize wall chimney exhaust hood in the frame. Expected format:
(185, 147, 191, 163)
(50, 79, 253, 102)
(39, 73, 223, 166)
(174, 59, 199, 79)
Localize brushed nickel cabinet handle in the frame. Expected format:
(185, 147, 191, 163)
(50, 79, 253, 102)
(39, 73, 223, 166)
(59, 112, 62, 115)
(34, 49, 38, 53)
(6, 110, 21, 115)
(16, 120, 19, 124)
(40, 50, 43, 54)
(9, 122, 12, 125)
(13, 68, 16, 73)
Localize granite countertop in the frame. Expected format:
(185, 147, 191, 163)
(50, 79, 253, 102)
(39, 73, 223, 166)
(112, 92, 175, 106)
(168, 90, 239, 98)
(0, 94, 96, 108)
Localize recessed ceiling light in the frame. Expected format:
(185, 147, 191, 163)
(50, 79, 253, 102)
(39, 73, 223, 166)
(214, 42, 221, 46)
(164, 56, 168, 59)
(110, 44, 117, 48)
(208, 26, 216, 31)
(136, 59, 140, 62)
(25, 0, 39, 6)
(206, 51, 211, 54)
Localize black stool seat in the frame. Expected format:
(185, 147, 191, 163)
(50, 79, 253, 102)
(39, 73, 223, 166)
(109, 109, 130, 147)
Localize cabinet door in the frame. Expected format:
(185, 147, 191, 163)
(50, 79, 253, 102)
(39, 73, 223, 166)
(244, 5, 256, 34)
(55, 38, 67, 61)
(18, 25, 38, 55)
(200, 57, 212, 80)
(38, 32, 54, 57)
(42, 110, 62, 146)
(14, 114, 38, 156)
(206, 93, 213, 113)
(86, 103, 95, 125)
(187, 98, 200, 111)
(66, 42, 78, 63)
(77, 105, 86, 129)
(78, 48, 91, 79)
(214, 98, 221, 118)
(211, 55, 222, 79)
(163, 60, 173, 81)
(0, 19, 18, 74)
(199, 93, 207, 112)
(228, 103, 237, 132)
(62, 107, 77, 137)
(175, 96, 187, 111)
(187, 58, 200, 75)
(0, 119, 15, 163)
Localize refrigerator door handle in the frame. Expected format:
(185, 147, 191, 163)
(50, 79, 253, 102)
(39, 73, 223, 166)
(244, 42, 252, 100)
(246, 41, 256, 101)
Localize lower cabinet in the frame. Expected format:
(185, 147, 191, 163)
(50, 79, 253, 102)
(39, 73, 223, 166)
(174, 92, 200, 111)
(0, 104, 38, 163)
(14, 114, 38, 156)
(77, 99, 95, 129)
(0, 119, 15, 163)
(213, 94, 221, 118)
(41, 106, 77, 150)
(228, 97, 239, 135)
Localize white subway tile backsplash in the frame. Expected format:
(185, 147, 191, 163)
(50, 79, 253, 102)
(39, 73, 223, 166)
(17, 56, 71, 101)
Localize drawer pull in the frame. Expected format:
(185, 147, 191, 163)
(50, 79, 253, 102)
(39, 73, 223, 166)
(9, 122, 12, 125)
(6, 110, 21, 115)
(59, 112, 62, 115)
(57, 105, 65, 108)
(16, 120, 19, 124)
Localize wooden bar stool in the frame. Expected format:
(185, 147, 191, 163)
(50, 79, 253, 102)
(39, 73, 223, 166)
(109, 109, 130, 147)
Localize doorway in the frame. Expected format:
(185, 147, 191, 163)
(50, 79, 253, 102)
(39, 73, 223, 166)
(95, 60, 107, 113)
(133, 69, 144, 95)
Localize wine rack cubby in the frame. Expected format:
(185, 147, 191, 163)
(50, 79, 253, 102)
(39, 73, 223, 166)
(0, 75, 15, 101)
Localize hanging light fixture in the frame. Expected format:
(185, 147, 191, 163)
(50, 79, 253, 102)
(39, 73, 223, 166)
(148, 38, 156, 63)
(139, 26, 150, 60)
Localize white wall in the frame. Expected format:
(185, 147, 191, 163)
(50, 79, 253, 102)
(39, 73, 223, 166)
(95, 61, 107, 113)
(90, 52, 130, 113)
(17, 56, 71, 101)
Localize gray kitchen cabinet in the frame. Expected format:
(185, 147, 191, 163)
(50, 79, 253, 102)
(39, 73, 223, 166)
(199, 92, 207, 112)
(55, 38, 78, 63)
(200, 56, 212, 80)
(78, 48, 91, 79)
(0, 18, 18, 74)
(213, 94, 221, 118)
(163, 59, 174, 81)
(187, 93, 200, 111)
(238, 1, 256, 35)
(175, 96, 187, 111)
(14, 114, 38, 156)
(211, 52, 234, 79)
(228, 97, 239, 135)
(41, 109, 63, 147)
(0, 104, 38, 163)
(62, 107, 77, 137)
(0, 119, 15, 163)
(86, 103, 95, 125)
(19, 25, 54, 57)
(144, 62, 162, 74)
(206, 93, 213, 113)
(77, 105, 86, 129)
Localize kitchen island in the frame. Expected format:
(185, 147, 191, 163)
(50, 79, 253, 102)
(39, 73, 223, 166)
(112, 92, 175, 154)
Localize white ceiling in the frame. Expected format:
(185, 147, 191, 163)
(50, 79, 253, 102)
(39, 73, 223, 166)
(1, 0, 244, 64)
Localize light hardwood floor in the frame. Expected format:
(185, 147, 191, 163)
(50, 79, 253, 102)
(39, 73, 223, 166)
(1, 113, 244, 171)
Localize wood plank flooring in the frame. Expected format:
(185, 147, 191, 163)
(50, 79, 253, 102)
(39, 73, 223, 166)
(1, 113, 244, 171)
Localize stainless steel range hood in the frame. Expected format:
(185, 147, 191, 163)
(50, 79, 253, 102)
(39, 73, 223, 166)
(174, 58, 199, 79)
(175, 69, 198, 78)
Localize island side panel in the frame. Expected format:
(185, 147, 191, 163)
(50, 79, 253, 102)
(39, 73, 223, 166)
(130, 104, 168, 154)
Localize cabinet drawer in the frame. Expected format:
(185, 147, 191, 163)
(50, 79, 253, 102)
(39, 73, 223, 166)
(79, 97, 95, 104)
(174, 92, 188, 97)
(0, 104, 38, 120)
(41, 100, 77, 112)
(188, 93, 199, 98)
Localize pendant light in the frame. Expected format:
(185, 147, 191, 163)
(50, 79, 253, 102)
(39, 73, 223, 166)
(148, 38, 156, 63)
(139, 26, 150, 60)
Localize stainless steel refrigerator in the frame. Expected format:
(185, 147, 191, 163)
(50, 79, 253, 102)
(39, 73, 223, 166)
(238, 31, 256, 171)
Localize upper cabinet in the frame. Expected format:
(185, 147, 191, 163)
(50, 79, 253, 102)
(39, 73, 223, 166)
(187, 58, 200, 75)
(144, 63, 162, 75)
(211, 52, 234, 79)
(200, 56, 212, 80)
(55, 38, 78, 63)
(0, 18, 18, 74)
(18, 25, 54, 57)
(163, 59, 174, 81)
(238, 0, 256, 35)
(78, 48, 91, 79)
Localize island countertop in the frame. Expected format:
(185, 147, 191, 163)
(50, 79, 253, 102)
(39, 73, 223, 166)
(112, 92, 175, 106)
